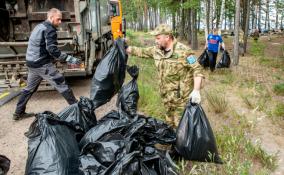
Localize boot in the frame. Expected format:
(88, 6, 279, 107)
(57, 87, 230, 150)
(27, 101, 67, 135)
(61, 89, 78, 105)
(13, 112, 35, 120)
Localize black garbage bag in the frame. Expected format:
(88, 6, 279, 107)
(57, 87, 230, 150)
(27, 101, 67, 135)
(79, 154, 106, 175)
(82, 140, 126, 167)
(102, 151, 141, 175)
(198, 49, 210, 68)
(90, 38, 128, 109)
(141, 147, 178, 175)
(117, 65, 139, 117)
(216, 50, 231, 68)
(25, 111, 83, 175)
(80, 135, 141, 175)
(79, 110, 131, 149)
(0, 155, 10, 175)
(58, 96, 97, 138)
(175, 103, 222, 163)
(140, 116, 176, 146)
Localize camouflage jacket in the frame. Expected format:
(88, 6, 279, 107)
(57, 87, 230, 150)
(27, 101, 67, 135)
(129, 39, 204, 102)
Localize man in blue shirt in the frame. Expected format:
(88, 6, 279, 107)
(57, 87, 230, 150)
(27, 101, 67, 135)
(205, 28, 225, 71)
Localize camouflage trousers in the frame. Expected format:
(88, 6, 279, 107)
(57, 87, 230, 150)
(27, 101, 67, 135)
(160, 87, 191, 127)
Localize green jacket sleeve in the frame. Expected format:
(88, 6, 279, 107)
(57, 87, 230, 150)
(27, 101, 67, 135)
(129, 46, 155, 58)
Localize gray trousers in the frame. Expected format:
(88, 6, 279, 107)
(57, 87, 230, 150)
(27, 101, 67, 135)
(15, 63, 77, 114)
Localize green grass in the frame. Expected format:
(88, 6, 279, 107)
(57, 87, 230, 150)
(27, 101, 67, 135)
(127, 56, 166, 119)
(273, 83, 284, 95)
(272, 102, 284, 118)
(214, 69, 235, 85)
(244, 141, 278, 170)
(250, 42, 265, 57)
(241, 94, 255, 109)
(259, 57, 284, 69)
(205, 89, 228, 113)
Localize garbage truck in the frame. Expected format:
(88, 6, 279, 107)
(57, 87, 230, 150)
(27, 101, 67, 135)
(0, 0, 125, 90)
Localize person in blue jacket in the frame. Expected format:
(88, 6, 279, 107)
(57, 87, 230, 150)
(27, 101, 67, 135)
(205, 28, 225, 71)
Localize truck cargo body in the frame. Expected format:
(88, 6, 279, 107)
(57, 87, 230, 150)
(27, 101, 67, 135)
(0, 0, 120, 89)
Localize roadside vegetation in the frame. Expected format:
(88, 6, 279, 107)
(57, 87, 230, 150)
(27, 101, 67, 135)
(126, 30, 283, 174)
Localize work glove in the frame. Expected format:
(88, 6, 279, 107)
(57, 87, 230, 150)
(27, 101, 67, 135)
(189, 90, 201, 104)
(66, 55, 81, 64)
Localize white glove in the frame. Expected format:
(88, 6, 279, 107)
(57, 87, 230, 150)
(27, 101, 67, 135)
(189, 90, 201, 104)
(66, 55, 81, 64)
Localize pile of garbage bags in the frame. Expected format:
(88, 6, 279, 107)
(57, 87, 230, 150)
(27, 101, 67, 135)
(25, 105, 178, 175)
(24, 38, 222, 175)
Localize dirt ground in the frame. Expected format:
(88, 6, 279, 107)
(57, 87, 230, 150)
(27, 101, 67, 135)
(0, 77, 118, 175)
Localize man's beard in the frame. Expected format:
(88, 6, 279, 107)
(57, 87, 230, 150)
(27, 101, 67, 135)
(157, 44, 165, 51)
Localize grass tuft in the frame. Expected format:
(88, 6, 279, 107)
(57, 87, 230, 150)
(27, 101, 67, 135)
(272, 102, 284, 118)
(205, 90, 228, 113)
(273, 83, 284, 96)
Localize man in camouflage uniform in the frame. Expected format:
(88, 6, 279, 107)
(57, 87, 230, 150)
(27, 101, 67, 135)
(126, 24, 204, 126)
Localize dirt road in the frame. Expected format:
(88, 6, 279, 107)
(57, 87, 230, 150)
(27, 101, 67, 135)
(0, 77, 117, 175)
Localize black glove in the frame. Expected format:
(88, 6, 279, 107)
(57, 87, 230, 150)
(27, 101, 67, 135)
(66, 55, 80, 64)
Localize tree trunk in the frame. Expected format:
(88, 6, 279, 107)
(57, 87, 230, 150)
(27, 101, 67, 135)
(275, 0, 279, 29)
(143, 2, 149, 31)
(209, 0, 214, 30)
(179, 0, 186, 39)
(204, 1, 209, 40)
(188, 9, 192, 44)
(224, 14, 227, 30)
(251, 5, 254, 30)
(159, 8, 163, 24)
(244, 0, 250, 53)
(265, 0, 270, 30)
(218, 0, 226, 33)
(191, 8, 198, 50)
(172, 12, 176, 33)
(233, 0, 240, 66)
(198, 3, 201, 32)
(281, 15, 284, 29)
(258, 0, 261, 31)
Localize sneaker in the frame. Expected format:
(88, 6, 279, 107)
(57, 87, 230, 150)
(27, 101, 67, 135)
(13, 112, 35, 120)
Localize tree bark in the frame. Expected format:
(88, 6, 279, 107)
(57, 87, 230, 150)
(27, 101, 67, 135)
(191, 8, 198, 50)
(233, 0, 240, 66)
(179, 0, 186, 39)
(209, 0, 214, 30)
(265, 0, 270, 30)
(244, 0, 250, 53)
(276, 0, 279, 29)
(204, 1, 209, 40)
(143, 2, 149, 31)
(198, 7, 201, 32)
(258, 0, 261, 31)
(188, 9, 192, 44)
(172, 12, 176, 33)
(218, 0, 226, 32)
